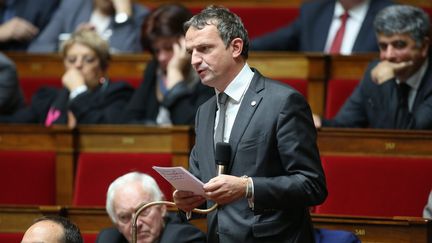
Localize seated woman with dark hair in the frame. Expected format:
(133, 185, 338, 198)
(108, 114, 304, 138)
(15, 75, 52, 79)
(0, 29, 134, 127)
(122, 3, 214, 125)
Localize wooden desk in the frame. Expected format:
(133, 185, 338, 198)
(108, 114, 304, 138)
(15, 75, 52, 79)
(75, 125, 194, 169)
(0, 205, 61, 232)
(313, 214, 432, 243)
(0, 125, 74, 205)
(317, 128, 432, 157)
(2, 205, 430, 243)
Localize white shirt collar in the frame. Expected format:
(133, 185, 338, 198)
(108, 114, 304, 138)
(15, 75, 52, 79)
(404, 58, 429, 91)
(216, 63, 254, 104)
(334, 0, 369, 21)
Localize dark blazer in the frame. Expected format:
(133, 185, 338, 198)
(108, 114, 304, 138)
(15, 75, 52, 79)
(28, 0, 148, 53)
(0, 53, 24, 114)
(250, 0, 394, 52)
(0, 0, 60, 50)
(190, 69, 327, 242)
(322, 55, 432, 129)
(95, 213, 206, 243)
(122, 59, 214, 125)
(0, 80, 133, 124)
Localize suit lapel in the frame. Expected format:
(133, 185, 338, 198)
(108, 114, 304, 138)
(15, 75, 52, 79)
(228, 70, 264, 173)
(413, 56, 432, 109)
(202, 97, 218, 178)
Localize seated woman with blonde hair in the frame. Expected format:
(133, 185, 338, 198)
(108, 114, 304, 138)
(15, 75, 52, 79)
(0, 29, 134, 127)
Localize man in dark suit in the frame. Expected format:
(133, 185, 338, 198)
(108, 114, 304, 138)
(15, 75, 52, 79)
(0, 0, 60, 50)
(173, 6, 327, 242)
(97, 172, 206, 243)
(314, 5, 432, 129)
(251, 0, 394, 54)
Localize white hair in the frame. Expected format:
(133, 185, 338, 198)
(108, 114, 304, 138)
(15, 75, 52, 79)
(105, 172, 164, 223)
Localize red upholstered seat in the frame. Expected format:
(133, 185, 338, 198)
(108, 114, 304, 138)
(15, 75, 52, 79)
(189, 7, 299, 38)
(0, 151, 56, 205)
(324, 79, 358, 119)
(0, 232, 24, 242)
(316, 155, 432, 217)
(73, 153, 173, 206)
(20, 77, 62, 104)
(82, 233, 98, 243)
(278, 79, 308, 98)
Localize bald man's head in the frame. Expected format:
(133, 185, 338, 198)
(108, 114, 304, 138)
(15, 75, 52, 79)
(21, 216, 83, 243)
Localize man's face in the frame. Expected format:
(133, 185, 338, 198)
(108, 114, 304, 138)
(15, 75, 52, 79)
(64, 43, 104, 90)
(21, 220, 64, 243)
(113, 182, 166, 243)
(185, 24, 238, 91)
(377, 33, 429, 79)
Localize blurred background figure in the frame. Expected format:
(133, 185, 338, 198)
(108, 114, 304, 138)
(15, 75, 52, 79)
(121, 3, 213, 125)
(28, 0, 148, 53)
(314, 5, 432, 129)
(0, 29, 134, 126)
(251, 0, 394, 54)
(21, 216, 83, 243)
(0, 0, 60, 51)
(0, 52, 24, 114)
(96, 172, 205, 243)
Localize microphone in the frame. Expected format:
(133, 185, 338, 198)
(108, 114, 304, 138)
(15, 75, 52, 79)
(215, 142, 231, 175)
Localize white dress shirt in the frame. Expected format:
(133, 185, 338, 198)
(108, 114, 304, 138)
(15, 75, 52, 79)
(214, 63, 254, 143)
(325, 0, 370, 55)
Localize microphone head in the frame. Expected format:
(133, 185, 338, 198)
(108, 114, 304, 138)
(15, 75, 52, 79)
(215, 142, 231, 166)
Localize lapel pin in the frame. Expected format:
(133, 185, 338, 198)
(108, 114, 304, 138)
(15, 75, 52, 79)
(251, 101, 257, 106)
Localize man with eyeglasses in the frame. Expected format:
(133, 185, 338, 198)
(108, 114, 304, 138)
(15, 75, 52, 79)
(96, 172, 205, 243)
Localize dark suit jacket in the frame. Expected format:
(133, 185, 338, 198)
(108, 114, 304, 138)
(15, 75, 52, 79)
(28, 0, 148, 53)
(0, 0, 60, 50)
(95, 213, 206, 243)
(0, 80, 133, 124)
(250, 0, 394, 52)
(0, 53, 24, 114)
(322, 55, 432, 129)
(122, 59, 214, 125)
(190, 69, 327, 242)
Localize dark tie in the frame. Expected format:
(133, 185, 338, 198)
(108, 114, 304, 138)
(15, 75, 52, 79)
(395, 83, 411, 128)
(398, 83, 411, 109)
(330, 11, 349, 54)
(215, 92, 228, 145)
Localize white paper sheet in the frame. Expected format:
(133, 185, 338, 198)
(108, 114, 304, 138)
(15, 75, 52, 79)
(153, 166, 205, 196)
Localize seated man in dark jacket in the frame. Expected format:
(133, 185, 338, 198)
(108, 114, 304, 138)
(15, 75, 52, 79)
(314, 5, 432, 129)
(96, 172, 206, 243)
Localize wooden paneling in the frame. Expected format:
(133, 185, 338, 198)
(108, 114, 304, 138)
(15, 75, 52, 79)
(312, 214, 432, 243)
(317, 128, 432, 157)
(1, 205, 431, 243)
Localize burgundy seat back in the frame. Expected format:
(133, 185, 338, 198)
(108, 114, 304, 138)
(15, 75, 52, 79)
(0, 232, 24, 243)
(73, 153, 173, 206)
(0, 151, 56, 205)
(317, 155, 432, 217)
(324, 79, 358, 119)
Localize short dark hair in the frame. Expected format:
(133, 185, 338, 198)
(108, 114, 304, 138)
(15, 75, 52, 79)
(142, 3, 192, 51)
(374, 5, 430, 47)
(34, 216, 83, 243)
(184, 5, 249, 59)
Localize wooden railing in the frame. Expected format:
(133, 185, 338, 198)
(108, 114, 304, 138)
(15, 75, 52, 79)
(1, 205, 431, 243)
